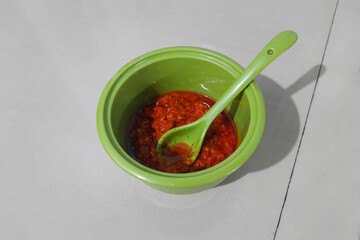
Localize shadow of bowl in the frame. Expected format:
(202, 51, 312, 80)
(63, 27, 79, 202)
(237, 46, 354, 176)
(219, 65, 325, 186)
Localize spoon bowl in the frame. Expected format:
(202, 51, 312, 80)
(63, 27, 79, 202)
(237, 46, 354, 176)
(156, 117, 208, 163)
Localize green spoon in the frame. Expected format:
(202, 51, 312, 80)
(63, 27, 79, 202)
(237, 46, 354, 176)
(157, 31, 298, 164)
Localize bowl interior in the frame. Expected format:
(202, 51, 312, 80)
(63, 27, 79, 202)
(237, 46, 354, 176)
(110, 57, 251, 152)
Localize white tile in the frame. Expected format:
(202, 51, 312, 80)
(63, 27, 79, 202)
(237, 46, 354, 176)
(0, 0, 338, 239)
(276, 1, 360, 239)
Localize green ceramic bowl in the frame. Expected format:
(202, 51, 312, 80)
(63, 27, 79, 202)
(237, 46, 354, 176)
(96, 47, 265, 194)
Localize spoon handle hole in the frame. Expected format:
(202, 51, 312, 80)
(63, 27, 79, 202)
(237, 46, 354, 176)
(267, 49, 274, 55)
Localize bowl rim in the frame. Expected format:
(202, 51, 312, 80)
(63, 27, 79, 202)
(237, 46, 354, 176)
(96, 46, 265, 188)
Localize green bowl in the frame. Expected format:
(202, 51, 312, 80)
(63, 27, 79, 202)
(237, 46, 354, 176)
(96, 47, 265, 194)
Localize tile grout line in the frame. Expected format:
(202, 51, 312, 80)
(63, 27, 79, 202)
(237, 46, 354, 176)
(272, 0, 340, 239)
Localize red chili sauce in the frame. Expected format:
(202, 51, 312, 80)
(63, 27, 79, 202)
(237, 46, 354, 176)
(127, 91, 238, 173)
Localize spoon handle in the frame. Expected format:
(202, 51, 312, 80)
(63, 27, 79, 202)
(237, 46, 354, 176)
(203, 30, 298, 125)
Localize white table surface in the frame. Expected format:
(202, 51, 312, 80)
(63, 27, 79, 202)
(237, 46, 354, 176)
(1, 0, 358, 239)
